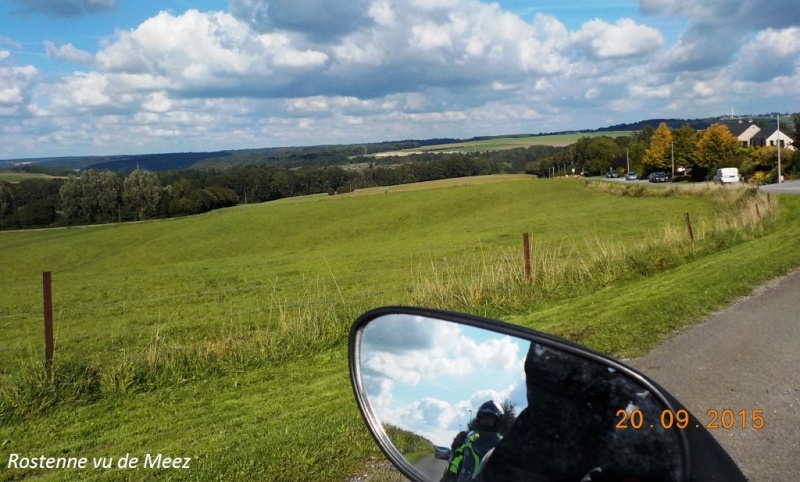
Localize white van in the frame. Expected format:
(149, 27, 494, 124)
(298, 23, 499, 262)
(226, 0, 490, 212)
(713, 167, 740, 184)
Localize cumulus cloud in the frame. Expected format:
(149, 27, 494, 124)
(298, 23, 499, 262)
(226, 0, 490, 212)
(645, 0, 800, 73)
(228, 0, 372, 41)
(95, 9, 328, 99)
(10, 0, 116, 18)
(0, 58, 38, 115)
(86, 2, 574, 105)
(572, 18, 663, 60)
(44, 42, 95, 65)
(734, 27, 800, 82)
(640, 0, 799, 30)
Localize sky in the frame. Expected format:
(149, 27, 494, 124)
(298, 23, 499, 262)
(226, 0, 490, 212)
(359, 314, 529, 447)
(1, 0, 799, 160)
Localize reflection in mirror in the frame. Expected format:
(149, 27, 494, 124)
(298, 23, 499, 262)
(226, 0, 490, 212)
(356, 313, 684, 482)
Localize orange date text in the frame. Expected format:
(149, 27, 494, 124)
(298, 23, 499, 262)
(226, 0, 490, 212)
(615, 408, 764, 430)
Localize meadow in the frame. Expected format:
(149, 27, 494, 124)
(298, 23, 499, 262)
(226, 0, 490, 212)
(379, 131, 632, 155)
(0, 171, 63, 183)
(1, 175, 799, 481)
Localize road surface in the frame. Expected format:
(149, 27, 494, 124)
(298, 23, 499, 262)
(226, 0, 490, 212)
(604, 177, 800, 195)
(411, 454, 447, 480)
(629, 268, 800, 480)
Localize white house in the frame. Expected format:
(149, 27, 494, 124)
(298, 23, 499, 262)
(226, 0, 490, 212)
(725, 121, 761, 148)
(752, 128, 796, 151)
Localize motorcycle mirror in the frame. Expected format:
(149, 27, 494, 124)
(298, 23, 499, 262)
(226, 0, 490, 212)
(348, 307, 694, 482)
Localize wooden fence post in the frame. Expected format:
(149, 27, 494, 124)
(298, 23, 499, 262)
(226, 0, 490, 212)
(684, 213, 694, 242)
(523, 233, 531, 281)
(43, 271, 54, 370)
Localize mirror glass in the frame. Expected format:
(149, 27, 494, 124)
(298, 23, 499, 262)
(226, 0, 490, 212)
(356, 313, 684, 482)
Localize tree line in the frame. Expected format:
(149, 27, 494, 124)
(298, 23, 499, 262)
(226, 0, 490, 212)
(0, 154, 516, 230)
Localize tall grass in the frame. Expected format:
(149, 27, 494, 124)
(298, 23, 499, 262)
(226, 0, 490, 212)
(411, 186, 776, 316)
(0, 284, 365, 420)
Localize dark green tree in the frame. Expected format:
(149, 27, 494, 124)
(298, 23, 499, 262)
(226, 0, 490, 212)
(123, 169, 162, 221)
(791, 113, 800, 149)
(672, 125, 697, 170)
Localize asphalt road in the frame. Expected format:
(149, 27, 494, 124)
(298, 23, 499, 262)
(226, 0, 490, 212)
(629, 268, 800, 480)
(604, 177, 800, 195)
(411, 454, 447, 480)
(760, 179, 800, 194)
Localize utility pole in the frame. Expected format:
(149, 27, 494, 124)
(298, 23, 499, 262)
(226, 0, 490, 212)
(626, 148, 630, 173)
(777, 114, 782, 183)
(671, 141, 674, 180)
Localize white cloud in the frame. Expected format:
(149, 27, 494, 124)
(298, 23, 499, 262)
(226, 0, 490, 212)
(10, 0, 116, 18)
(734, 27, 800, 82)
(573, 18, 664, 60)
(44, 41, 95, 65)
(228, 0, 371, 40)
(0, 62, 37, 115)
(142, 92, 173, 113)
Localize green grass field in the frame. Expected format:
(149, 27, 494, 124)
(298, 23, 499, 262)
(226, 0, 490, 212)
(0, 171, 64, 183)
(1, 175, 799, 481)
(379, 131, 632, 155)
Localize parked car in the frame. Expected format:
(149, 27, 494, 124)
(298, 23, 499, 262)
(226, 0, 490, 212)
(648, 172, 668, 183)
(605, 171, 619, 178)
(713, 167, 740, 184)
(624, 172, 637, 180)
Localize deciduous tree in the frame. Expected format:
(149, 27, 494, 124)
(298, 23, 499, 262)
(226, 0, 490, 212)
(693, 124, 744, 170)
(672, 125, 697, 170)
(791, 113, 800, 149)
(642, 123, 672, 172)
(123, 169, 162, 221)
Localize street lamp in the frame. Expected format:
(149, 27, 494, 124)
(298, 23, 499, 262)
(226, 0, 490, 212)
(626, 148, 630, 173)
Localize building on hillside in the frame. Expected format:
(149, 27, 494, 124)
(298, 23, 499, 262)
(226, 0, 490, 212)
(751, 128, 796, 150)
(725, 121, 761, 148)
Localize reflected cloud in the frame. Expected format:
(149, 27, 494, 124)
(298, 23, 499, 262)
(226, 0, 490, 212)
(360, 314, 528, 445)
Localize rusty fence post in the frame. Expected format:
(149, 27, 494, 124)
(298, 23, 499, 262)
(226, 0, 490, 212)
(43, 271, 54, 370)
(523, 233, 531, 281)
(684, 213, 694, 242)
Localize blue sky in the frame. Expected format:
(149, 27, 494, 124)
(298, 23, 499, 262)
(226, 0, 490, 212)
(1, 0, 798, 159)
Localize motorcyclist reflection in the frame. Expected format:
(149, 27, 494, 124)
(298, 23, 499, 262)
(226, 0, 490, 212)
(477, 343, 682, 482)
(440, 400, 504, 482)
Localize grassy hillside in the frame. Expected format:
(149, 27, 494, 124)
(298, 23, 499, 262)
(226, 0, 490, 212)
(379, 131, 632, 155)
(0, 171, 64, 183)
(1, 175, 798, 481)
(0, 175, 716, 374)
